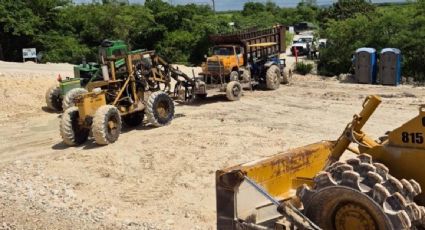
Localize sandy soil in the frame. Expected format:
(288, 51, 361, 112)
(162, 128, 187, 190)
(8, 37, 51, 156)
(0, 59, 425, 229)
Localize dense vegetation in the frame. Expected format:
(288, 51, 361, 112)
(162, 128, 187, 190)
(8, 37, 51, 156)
(0, 0, 424, 79)
(318, 0, 425, 80)
(0, 0, 314, 65)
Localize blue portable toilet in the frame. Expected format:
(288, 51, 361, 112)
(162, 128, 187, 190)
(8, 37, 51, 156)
(380, 48, 402, 86)
(355, 48, 377, 84)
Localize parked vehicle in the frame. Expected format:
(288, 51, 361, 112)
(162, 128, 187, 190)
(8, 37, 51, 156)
(198, 25, 287, 101)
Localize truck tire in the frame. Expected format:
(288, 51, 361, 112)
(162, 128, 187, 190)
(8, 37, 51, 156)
(266, 65, 281, 90)
(45, 85, 63, 111)
(226, 81, 242, 101)
(298, 153, 424, 229)
(60, 106, 89, 146)
(92, 105, 122, 145)
(230, 71, 239, 81)
(62, 88, 88, 110)
(281, 69, 289, 84)
(122, 111, 144, 127)
(146, 91, 174, 127)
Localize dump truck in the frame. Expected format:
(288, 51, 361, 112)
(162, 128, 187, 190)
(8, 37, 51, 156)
(197, 25, 287, 101)
(216, 95, 425, 229)
(45, 40, 142, 111)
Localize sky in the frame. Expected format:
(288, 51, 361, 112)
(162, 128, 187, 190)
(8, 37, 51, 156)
(74, 0, 407, 11)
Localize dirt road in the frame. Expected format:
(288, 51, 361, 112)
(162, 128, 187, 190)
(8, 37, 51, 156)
(0, 61, 424, 229)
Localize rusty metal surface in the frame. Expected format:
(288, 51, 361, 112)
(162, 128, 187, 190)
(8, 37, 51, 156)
(216, 141, 335, 230)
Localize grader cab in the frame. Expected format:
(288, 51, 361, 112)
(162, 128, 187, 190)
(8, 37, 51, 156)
(216, 95, 425, 229)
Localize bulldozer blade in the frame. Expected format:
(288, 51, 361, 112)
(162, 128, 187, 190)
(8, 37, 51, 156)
(216, 140, 335, 229)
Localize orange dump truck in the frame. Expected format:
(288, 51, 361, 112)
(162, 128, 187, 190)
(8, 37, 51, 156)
(195, 25, 287, 101)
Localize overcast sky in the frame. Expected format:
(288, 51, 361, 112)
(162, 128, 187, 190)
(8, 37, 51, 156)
(74, 0, 407, 11)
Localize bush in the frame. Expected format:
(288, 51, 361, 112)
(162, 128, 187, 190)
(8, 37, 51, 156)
(295, 62, 313, 75)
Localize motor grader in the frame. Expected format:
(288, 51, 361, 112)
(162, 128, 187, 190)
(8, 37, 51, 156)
(216, 95, 425, 229)
(59, 50, 190, 146)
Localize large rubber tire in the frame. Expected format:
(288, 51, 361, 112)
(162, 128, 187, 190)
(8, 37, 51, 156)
(62, 88, 88, 110)
(281, 69, 289, 84)
(266, 65, 281, 90)
(298, 153, 424, 230)
(122, 111, 144, 127)
(230, 71, 239, 82)
(92, 105, 122, 145)
(146, 91, 174, 127)
(45, 85, 63, 111)
(60, 106, 89, 146)
(226, 81, 242, 101)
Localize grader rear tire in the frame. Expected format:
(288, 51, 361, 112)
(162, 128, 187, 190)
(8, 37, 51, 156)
(226, 81, 242, 101)
(60, 106, 89, 146)
(146, 91, 174, 127)
(298, 154, 424, 230)
(45, 86, 63, 111)
(122, 111, 144, 127)
(266, 65, 281, 90)
(92, 105, 122, 145)
(62, 88, 88, 110)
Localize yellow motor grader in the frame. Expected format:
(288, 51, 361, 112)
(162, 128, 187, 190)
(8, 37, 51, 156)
(216, 95, 425, 229)
(60, 50, 194, 146)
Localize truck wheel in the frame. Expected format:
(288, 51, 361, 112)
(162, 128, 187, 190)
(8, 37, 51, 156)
(122, 111, 144, 127)
(62, 88, 88, 110)
(146, 91, 174, 127)
(298, 153, 424, 229)
(60, 106, 89, 146)
(281, 69, 289, 84)
(226, 81, 242, 101)
(230, 71, 239, 81)
(266, 65, 281, 90)
(92, 105, 122, 145)
(45, 85, 63, 111)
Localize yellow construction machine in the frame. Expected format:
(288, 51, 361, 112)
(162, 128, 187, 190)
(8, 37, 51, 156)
(60, 50, 195, 146)
(216, 95, 425, 229)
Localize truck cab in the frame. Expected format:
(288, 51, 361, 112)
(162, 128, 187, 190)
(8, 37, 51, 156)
(203, 45, 244, 76)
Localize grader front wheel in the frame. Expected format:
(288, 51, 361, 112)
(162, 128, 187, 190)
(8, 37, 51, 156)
(146, 91, 175, 127)
(298, 154, 424, 230)
(92, 105, 122, 145)
(60, 107, 89, 146)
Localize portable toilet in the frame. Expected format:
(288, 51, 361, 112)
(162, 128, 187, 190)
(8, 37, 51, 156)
(355, 48, 377, 84)
(380, 48, 402, 86)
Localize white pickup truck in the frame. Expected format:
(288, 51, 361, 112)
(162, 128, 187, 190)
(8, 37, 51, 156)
(291, 35, 314, 56)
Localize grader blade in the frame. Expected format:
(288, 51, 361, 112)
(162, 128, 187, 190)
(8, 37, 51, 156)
(216, 141, 335, 229)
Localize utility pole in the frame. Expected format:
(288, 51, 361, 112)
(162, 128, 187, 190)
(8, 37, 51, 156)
(212, 0, 215, 12)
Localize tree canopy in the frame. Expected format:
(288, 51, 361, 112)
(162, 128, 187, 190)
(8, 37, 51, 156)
(0, 0, 424, 80)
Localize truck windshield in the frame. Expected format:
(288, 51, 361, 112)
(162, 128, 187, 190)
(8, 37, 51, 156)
(212, 47, 234, 56)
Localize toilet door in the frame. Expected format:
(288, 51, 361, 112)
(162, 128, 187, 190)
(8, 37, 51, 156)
(356, 52, 371, 83)
(381, 52, 397, 85)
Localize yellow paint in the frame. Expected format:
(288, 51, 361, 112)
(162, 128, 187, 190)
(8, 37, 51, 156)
(223, 141, 335, 200)
(77, 92, 106, 120)
(204, 45, 244, 75)
(248, 42, 277, 47)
